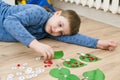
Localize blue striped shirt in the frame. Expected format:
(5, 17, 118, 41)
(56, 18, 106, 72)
(0, 1, 98, 48)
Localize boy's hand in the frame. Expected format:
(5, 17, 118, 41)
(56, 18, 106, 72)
(29, 39, 54, 60)
(96, 40, 117, 51)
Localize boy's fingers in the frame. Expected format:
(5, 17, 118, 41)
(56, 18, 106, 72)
(45, 51, 52, 60)
(108, 47, 114, 51)
(42, 49, 54, 60)
(109, 40, 117, 47)
(47, 49, 54, 60)
(43, 53, 48, 60)
(50, 50, 54, 59)
(47, 52, 52, 60)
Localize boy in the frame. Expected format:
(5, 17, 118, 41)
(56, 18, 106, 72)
(0, 1, 117, 60)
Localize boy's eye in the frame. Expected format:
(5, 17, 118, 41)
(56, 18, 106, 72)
(59, 24, 62, 27)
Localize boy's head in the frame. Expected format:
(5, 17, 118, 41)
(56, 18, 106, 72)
(61, 10, 81, 35)
(45, 10, 81, 36)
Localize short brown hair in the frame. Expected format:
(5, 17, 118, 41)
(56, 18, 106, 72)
(61, 10, 81, 35)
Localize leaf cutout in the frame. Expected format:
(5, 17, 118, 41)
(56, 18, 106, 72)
(63, 58, 87, 68)
(49, 68, 70, 78)
(58, 74, 80, 80)
(83, 68, 105, 80)
(54, 51, 64, 59)
(79, 53, 101, 62)
(66, 74, 80, 80)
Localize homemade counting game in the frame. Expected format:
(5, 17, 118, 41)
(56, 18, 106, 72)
(5, 51, 104, 80)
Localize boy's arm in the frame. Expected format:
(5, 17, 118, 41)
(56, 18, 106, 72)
(47, 34, 99, 48)
(3, 6, 46, 47)
(3, 6, 54, 60)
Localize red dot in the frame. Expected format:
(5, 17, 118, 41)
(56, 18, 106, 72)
(74, 62, 78, 64)
(44, 65, 47, 68)
(80, 63, 83, 65)
(67, 62, 70, 64)
(17, 64, 21, 67)
(44, 61, 48, 64)
(76, 64, 79, 67)
(48, 60, 53, 64)
(89, 57, 94, 61)
(48, 64, 51, 67)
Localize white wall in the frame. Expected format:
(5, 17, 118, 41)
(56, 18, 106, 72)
(3, 0, 15, 5)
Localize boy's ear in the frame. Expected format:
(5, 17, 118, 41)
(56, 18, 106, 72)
(54, 10, 62, 15)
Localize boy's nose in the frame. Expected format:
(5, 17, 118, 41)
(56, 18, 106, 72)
(54, 28, 62, 32)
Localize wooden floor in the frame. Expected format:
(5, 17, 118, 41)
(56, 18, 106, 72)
(0, 17, 120, 80)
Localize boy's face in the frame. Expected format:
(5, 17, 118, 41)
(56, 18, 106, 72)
(45, 11, 70, 36)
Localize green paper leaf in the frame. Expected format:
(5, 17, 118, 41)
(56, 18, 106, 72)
(58, 78, 66, 80)
(54, 51, 64, 59)
(58, 74, 80, 80)
(49, 68, 70, 78)
(67, 74, 80, 80)
(63, 58, 87, 68)
(83, 69, 105, 80)
(79, 54, 101, 62)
